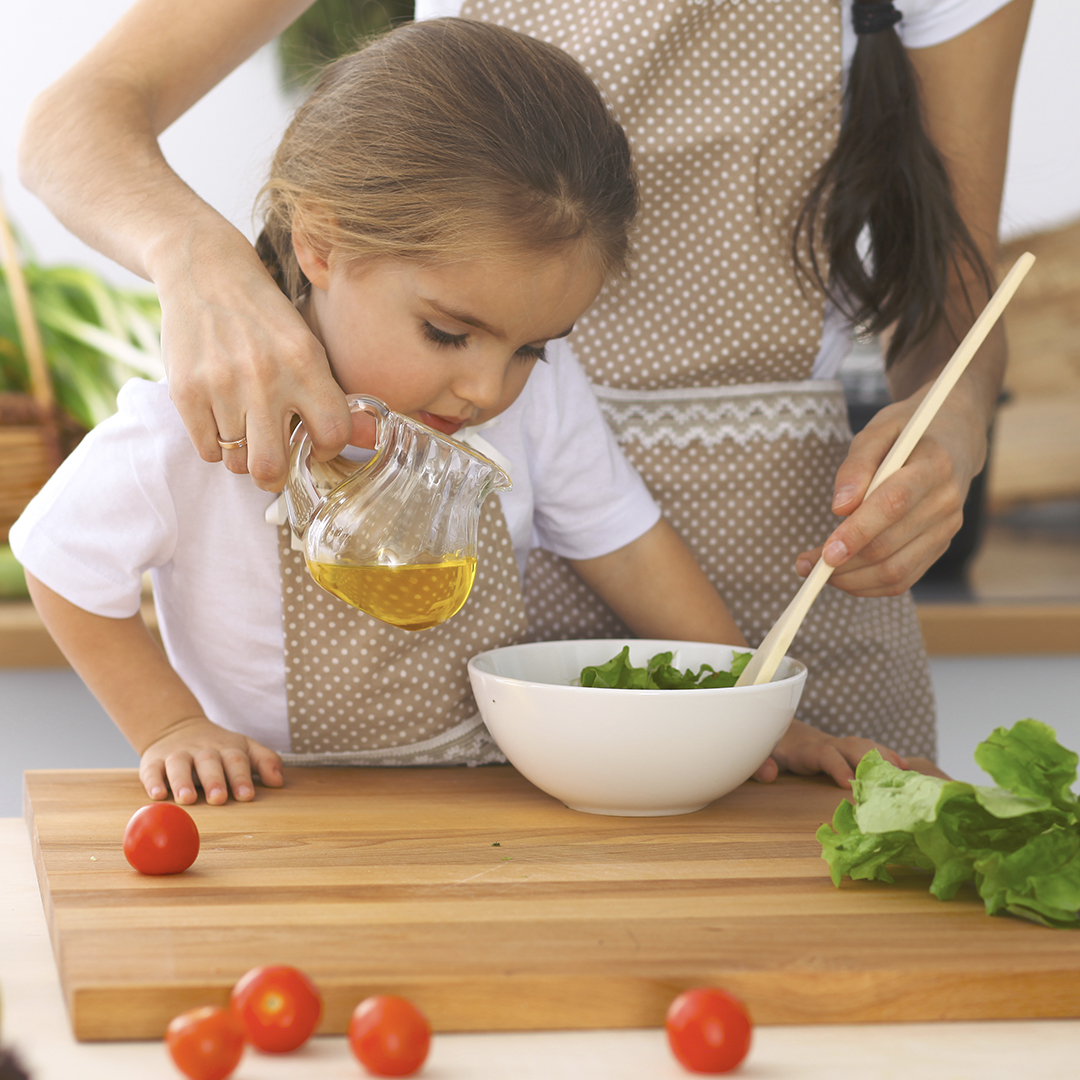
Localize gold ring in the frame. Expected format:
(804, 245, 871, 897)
(217, 436, 248, 450)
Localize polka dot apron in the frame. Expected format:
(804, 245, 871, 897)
(275, 494, 526, 765)
(461, 0, 936, 757)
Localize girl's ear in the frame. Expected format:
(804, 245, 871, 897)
(292, 227, 331, 291)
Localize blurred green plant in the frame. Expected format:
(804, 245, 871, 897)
(0, 544, 27, 599)
(0, 238, 163, 432)
(277, 0, 415, 90)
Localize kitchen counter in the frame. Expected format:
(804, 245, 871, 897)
(3, 813, 1079, 1079)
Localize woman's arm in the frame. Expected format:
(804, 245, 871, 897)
(798, 0, 1034, 596)
(568, 519, 910, 787)
(25, 571, 283, 804)
(18, 0, 351, 489)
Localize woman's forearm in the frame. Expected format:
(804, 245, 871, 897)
(888, 0, 1033, 410)
(18, 0, 314, 281)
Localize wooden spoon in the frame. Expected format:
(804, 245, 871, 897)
(735, 251, 1036, 687)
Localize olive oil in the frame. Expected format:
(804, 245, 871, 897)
(307, 557, 477, 631)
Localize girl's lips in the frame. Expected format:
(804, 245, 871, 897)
(417, 411, 467, 436)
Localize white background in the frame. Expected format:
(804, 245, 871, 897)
(0, 0, 1078, 290)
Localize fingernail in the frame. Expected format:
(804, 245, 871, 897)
(150, 786, 165, 799)
(795, 557, 811, 576)
(237, 785, 252, 799)
(824, 540, 848, 565)
(833, 483, 856, 509)
(178, 787, 194, 802)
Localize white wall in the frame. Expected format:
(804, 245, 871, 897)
(0, 0, 1077, 288)
(0, 0, 294, 290)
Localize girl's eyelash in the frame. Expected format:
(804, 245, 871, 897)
(423, 322, 548, 363)
(422, 322, 469, 349)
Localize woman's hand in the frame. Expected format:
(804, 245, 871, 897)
(19, 0, 344, 492)
(139, 714, 284, 805)
(753, 719, 910, 789)
(794, 375, 988, 597)
(154, 224, 353, 490)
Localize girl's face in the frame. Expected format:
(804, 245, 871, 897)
(293, 236, 606, 436)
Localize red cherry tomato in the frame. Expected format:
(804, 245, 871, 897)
(165, 1006, 245, 1080)
(665, 987, 752, 1074)
(348, 995, 431, 1077)
(230, 965, 323, 1052)
(123, 803, 200, 875)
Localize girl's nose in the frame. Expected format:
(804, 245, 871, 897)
(451, 355, 506, 411)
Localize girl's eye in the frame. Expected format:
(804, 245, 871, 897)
(422, 322, 469, 349)
(516, 344, 548, 363)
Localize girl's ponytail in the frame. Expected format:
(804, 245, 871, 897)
(794, 0, 993, 367)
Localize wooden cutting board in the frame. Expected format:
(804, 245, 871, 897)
(24, 765, 1080, 1041)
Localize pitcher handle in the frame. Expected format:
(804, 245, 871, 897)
(283, 395, 391, 539)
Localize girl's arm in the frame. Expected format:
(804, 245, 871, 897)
(568, 520, 908, 788)
(798, 0, 1034, 596)
(18, 0, 350, 490)
(25, 571, 283, 805)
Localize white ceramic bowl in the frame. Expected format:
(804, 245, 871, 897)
(468, 639, 807, 817)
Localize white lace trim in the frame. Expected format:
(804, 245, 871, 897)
(279, 713, 507, 768)
(593, 379, 852, 449)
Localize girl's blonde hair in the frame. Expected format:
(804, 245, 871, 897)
(256, 17, 637, 300)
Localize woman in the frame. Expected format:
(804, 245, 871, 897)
(19, 0, 1032, 775)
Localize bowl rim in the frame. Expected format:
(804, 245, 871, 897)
(467, 638, 807, 694)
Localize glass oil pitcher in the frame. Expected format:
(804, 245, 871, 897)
(284, 395, 511, 632)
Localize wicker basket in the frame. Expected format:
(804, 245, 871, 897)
(0, 400, 60, 543)
(0, 188, 61, 543)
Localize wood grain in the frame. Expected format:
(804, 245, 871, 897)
(24, 766, 1080, 1041)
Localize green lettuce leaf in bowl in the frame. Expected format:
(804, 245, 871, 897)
(579, 646, 752, 690)
(817, 720, 1080, 928)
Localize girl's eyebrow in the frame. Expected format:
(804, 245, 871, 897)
(423, 299, 574, 341)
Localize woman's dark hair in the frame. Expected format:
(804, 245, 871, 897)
(257, 17, 637, 302)
(794, 0, 993, 367)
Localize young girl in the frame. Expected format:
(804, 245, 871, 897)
(13, 18, 905, 805)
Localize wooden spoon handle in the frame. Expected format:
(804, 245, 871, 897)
(735, 251, 1036, 688)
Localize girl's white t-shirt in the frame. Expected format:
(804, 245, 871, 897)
(414, 0, 1014, 379)
(9, 340, 659, 753)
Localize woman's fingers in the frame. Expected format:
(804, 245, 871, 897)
(795, 437, 966, 595)
(159, 236, 351, 490)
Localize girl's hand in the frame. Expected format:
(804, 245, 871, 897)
(154, 227, 353, 491)
(138, 715, 284, 805)
(794, 382, 987, 597)
(752, 719, 910, 789)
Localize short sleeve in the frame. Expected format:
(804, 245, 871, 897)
(522, 340, 660, 561)
(414, 0, 465, 19)
(9, 380, 179, 618)
(896, 0, 1016, 49)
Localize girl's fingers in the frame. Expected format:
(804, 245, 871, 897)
(219, 749, 258, 802)
(139, 758, 170, 801)
(164, 753, 200, 805)
(751, 756, 779, 783)
(821, 747, 856, 790)
(191, 752, 231, 805)
(249, 744, 285, 788)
